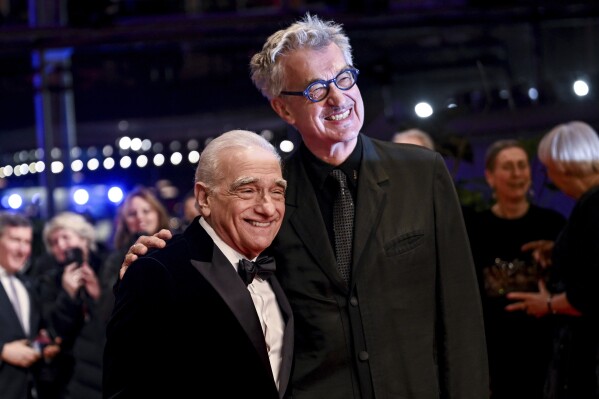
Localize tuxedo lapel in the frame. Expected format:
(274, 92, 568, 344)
(284, 155, 347, 291)
(189, 245, 272, 373)
(269, 276, 294, 397)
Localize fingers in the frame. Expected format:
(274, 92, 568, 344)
(154, 229, 173, 241)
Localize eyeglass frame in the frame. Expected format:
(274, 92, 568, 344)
(279, 68, 360, 103)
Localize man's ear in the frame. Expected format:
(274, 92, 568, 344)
(195, 182, 210, 217)
(270, 98, 295, 125)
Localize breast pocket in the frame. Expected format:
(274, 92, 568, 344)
(384, 230, 425, 256)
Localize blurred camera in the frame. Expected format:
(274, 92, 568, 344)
(62, 247, 84, 267)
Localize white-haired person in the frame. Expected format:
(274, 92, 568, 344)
(506, 121, 599, 399)
(392, 128, 435, 150)
(32, 211, 109, 399)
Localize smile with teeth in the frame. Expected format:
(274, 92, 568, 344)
(250, 221, 273, 227)
(326, 109, 350, 121)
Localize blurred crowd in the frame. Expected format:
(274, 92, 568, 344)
(1, 120, 598, 399)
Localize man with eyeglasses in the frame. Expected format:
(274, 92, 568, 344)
(122, 13, 488, 399)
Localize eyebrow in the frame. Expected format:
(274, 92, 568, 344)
(230, 176, 287, 190)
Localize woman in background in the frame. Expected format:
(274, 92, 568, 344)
(507, 121, 599, 399)
(464, 139, 566, 399)
(34, 211, 108, 398)
(102, 186, 170, 292)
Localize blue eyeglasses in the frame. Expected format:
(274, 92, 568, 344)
(280, 68, 360, 103)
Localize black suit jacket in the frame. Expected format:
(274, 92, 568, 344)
(103, 219, 294, 399)
(0, 274, 43, 399)
(271, 135, 489, 399)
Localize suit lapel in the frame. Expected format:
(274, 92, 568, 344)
(269, 276, 294, 398)
(185, 227, 271, 373)
(352, 136, 388, 287)
(284, 154, 347, 290)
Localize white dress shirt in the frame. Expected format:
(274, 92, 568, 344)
(199, 218, 285, 390)
(0, 266, 31, 335)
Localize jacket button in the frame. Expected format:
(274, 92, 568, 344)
(350, 296, 358, 306)
(358, 351, 369, 361)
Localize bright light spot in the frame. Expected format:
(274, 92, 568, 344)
(279, 140, 295, 153)
(153, 153, 165, 166)
(19, 164, 29, 175)
(87, 158, 100, 170)
(120, 156, 132, 169)
(3, 165, 13, 176)
(73, 189, 89, 205)
(14, 166, 21, 176)
(107, 187, 124, 203)
(136, 155, 148, 167)
(119, 136, 132, 150)
(528, 87, 539, 100)
(51, 161, 64, 174)
(103, 157, 115, 170)
(71, 159, 83, 172)
(8, 194, 23, 209)
(130, 138, 142, 151)
(35, 161, 45, 172)
(188, 150, 200, 163)
(573, 80, 589, 96)
(170, 152, 182, 165)
(28, 162, 36, 173)
(414, 102, 434, 118)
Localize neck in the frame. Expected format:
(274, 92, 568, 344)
(303, 137, 357, 166)
(492, 200, 529, 219)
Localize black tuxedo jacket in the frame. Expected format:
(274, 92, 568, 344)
(271, 135, 489, 399)
(103, 219, 294, 399)
(0, 274, 42, 399)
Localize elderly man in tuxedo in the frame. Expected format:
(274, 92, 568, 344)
(102, 130, 293, 399)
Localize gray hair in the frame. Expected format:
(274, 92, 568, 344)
(195, 130, 282, 190)
(392, 129, 435, 151)
(538, 121, 599, 176)
(43, 211, 97, 252)
(249, 13, 353, 100)
(0, 211, 32, 236)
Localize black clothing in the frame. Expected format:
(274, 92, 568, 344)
(544, 185, 599, 399)
(465, 204, 566, 399)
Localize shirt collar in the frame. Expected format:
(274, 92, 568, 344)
(199, 217, 254, 272)
(300, 135, 362, 189)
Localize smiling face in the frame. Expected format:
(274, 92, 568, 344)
(485, 146, 531, 203)
(123, 195, 160, 235)
(270, 43, 364, 161)
(197, 147, 286, 259)
(0, 226, 32, 274)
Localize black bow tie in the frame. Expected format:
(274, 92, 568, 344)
(238, 256, 276, 286)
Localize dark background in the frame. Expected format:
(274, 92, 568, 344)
(0, 0, 598, 226)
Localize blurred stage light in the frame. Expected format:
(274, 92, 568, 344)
(7, 193, 23, 209)
(415, 102, 433, 118)
(573, 80, 589, 97)
(107, 186, 124, 203)
(73, 188, 90, 205)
